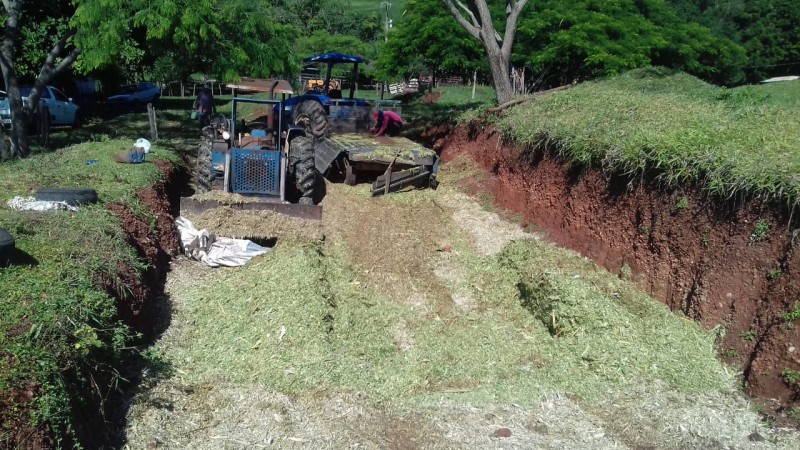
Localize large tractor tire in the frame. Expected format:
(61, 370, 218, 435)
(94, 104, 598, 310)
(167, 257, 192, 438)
(292, 100, 328, 141)
(290, 136, 317, 205)
(196, 129, 214, 194)
(0, 227, 14, 268)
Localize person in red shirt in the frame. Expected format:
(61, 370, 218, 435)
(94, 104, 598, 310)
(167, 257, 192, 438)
(370, 109, 404, 136)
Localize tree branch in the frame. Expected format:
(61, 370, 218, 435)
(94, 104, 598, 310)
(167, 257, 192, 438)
(443, 0, 481, 39)
(51, 48, 81, 77)
(1, 0, 20, 58)
(36, 29, 79, 83)
(455, 0, 481, 28)
(0, 49, 10, 72)
(501, 0, 528, 59)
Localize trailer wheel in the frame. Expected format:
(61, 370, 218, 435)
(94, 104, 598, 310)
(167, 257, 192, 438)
(196, 129, 214, 194)
(290, 136, 317, 205)
(293, 100, 328, 141)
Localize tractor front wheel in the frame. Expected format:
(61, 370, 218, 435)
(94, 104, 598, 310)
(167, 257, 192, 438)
(196, 129, 214, 194)
(293, 100, 328, 141)
(290, 136, 317, 205)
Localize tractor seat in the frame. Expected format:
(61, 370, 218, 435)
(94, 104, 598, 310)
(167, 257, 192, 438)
(250, 129, 268, 138)
(240, 133, 275, 148)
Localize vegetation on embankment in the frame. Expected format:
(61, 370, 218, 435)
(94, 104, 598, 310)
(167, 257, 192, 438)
(494, 68, 800, 210)
(0, 113, 184, 447)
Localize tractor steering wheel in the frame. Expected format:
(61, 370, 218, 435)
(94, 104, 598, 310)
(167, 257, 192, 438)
(244, 122, 270, 133)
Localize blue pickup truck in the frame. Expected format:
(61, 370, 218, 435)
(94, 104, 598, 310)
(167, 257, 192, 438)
(0, 85, 83, 129)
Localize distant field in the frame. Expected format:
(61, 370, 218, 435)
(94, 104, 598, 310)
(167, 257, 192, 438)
(497, 68, 800, 208)
(351, 0, 407, 21)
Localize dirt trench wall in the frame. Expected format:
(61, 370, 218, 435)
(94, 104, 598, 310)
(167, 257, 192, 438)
(69, 160, 181, 448)
(106, 159, 181, 334)
(439, 125, 800, 406)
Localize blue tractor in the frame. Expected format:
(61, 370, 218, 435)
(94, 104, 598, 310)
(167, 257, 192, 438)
(282, 53, 377, 141)
(282, 53, 439, 196)
(189, 89, 322, 221)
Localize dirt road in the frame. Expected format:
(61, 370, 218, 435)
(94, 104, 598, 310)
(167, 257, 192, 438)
(122, 164, 800, 449)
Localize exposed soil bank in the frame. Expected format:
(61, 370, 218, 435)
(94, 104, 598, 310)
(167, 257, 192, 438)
(438, 124, 800, 412)
(106, 159, 181, 335)
(68, 160, 182, 448)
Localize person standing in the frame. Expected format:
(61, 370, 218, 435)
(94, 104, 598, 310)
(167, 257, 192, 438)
(370, 109, 404, 136)
(193, 83, 214, 129)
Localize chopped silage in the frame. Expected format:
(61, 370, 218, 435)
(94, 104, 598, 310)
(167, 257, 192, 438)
(124, 162, 800, 449)
(182, 191, 324, 241)
(328, 133, 435, 165)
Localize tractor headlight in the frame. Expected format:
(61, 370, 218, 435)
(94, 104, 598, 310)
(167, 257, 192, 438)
(222, 131, 230, 140)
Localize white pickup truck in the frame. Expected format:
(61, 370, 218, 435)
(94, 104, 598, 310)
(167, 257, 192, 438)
(0, 85, 82, 129)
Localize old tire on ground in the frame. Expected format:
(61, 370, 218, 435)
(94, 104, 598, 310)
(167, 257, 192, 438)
(35, 188, 98, 206)
(0, 227, 14, 268)
(293, 100, 328, 141)
(290, 136, 317, 205)
(196, 129, 214, 194)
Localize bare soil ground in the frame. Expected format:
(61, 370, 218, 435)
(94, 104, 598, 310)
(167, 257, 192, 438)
(121, 168, 800, 449)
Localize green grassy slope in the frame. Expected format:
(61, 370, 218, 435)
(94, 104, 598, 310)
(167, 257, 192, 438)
(0, 112, 185, 444)
(496, 68, 800, 208)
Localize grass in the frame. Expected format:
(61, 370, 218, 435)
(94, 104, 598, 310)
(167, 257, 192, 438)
(0, 110, 189, 445)
(402, 84, 497, 134)
(495, 67, 800, 209)
(779, 303, 800, 322)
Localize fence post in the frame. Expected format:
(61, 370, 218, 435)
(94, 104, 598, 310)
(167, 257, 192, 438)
(147, 103, 158, 142)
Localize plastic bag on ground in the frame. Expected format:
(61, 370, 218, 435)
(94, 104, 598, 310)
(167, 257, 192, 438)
(175, 216, 270, 267)
(135, 138, 151, 153)
(7, 196, 78, 212)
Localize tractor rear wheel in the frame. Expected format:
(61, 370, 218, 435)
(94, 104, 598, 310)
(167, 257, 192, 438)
(196, 129, 214, 194)
(293, 100, 328, 141)
(290, 136, 317, 205)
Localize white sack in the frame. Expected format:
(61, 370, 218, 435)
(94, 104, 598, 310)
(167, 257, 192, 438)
(175, 216, 270, 267)
(135, 138, 152, 153)
(7, 196, 78, 212)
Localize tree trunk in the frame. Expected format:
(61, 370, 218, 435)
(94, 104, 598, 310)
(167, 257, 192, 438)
(1, 0, 80, 158)
(483, 36, 513, 104)
(0, 0, 30, 157)
(1, 70, 32, 158)
(443, 0, 528, 105)
(0, 122, 9, 160)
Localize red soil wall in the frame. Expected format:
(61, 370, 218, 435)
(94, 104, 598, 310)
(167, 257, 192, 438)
(438, 125, 800, 412)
